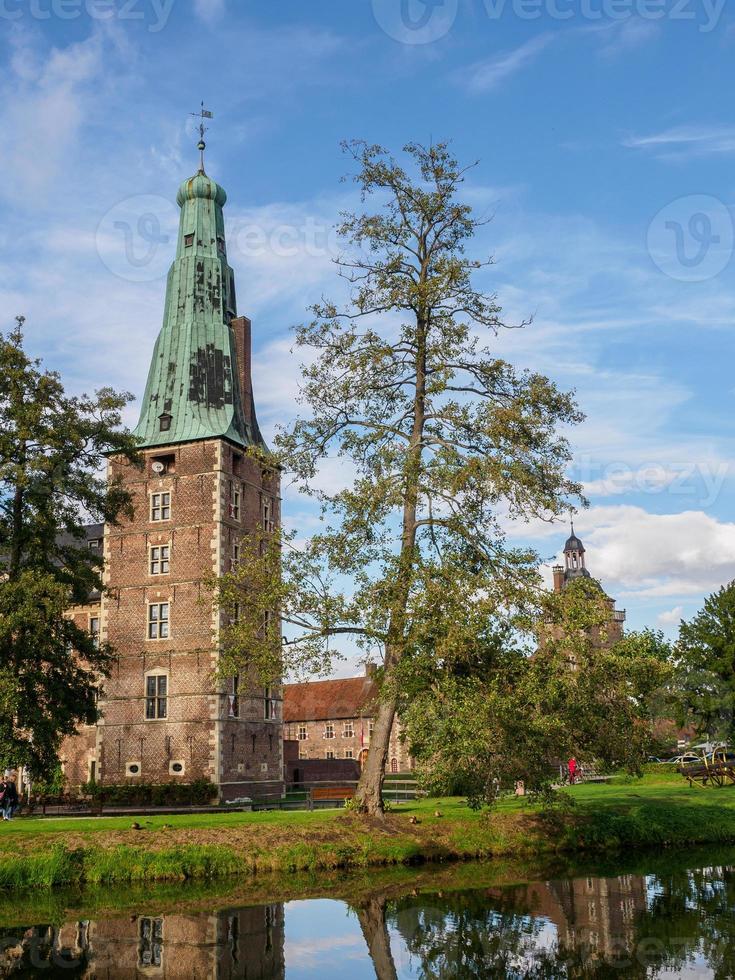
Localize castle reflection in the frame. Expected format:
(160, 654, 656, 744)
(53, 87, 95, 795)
(0, 904, 285, 978)
(0, 862, 731, 978)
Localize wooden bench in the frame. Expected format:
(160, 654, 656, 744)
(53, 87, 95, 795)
(310, 786, 355, 803)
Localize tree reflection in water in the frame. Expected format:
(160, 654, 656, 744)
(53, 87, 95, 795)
(1, 859, 735, 977)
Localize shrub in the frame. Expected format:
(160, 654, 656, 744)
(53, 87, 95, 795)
(80, 779, 216, 807)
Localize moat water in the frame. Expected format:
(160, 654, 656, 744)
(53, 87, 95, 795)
(1, 846, 734, 977)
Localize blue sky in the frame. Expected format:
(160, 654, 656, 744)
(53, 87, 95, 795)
(2, 0, 735, 664)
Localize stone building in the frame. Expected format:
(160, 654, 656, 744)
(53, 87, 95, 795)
(283, 667, 413, 774)
(59, 157, 284, 801)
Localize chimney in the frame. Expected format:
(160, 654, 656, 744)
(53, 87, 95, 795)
(231, 316, 253, 431)
(552, 565, 565, 593)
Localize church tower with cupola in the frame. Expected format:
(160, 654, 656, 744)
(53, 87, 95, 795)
(551, 524, 626, 641)
(60, 133, 284, 801)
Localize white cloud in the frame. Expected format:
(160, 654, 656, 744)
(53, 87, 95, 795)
(594, 18, 661, 59)
(657, 605, 684, 627)
(623, 125, 735, 158)
(0, 29, 108, 202)
(524, 506, 735, 602)
(458, 35, 554, 93)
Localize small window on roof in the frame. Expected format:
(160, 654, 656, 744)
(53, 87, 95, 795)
(217, 236, 226, 254)
(184, 233, 194, 248)
(159, 413, 172, 433)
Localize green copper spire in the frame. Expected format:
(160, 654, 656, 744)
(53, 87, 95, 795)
(133, 164, 258, 450)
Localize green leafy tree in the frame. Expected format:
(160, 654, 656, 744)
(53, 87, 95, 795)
(404, 580, 671, 808)
(0, 318, 140, 777)
(215, 141, 583, 816)
(674, 582, 735, 744)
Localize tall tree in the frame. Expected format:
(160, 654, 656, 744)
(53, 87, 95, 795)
(216, 142, 583, 816)
(0, 318, 140, 777)
(675, 581, 735, 743)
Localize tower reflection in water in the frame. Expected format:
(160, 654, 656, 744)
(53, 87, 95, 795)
(0, 904, 285, 978)
(0, 864, 731, 977)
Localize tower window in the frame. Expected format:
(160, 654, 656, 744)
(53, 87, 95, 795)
(147, 603, 170, 640)
(229, 482, 241, 521)
(265, 686, 277, 720)
(184, 233, 194, 248)
(228, 675, 240, 718)
(151, 492, 171, 522)
(158, 413, 172, 433)
(89, 616, 100, 649)
(150, 545, 170, 575)
(217, 236, 226, 254)
(145, 674, 168, 719)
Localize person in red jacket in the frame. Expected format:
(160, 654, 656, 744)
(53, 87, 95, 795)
(568, 757, 578, 785)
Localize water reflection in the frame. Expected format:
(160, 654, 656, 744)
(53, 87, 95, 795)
(0, 856, 733, 977)
(0, 905, 285, 978)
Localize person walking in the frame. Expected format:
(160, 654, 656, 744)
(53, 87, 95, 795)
(568, 757, 578, 785)
(2, 776, 18, 820)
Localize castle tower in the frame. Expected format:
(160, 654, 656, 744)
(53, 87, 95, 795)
(552, 523, 591, 592)
(551, 524, 626, 642)
(61, 150, 283, 800)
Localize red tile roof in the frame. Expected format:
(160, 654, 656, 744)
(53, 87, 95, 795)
(283, 675, 378, 722)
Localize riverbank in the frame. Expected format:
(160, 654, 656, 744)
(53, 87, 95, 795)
(3, 771, 735, 890)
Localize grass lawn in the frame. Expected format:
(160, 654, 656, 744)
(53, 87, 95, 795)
(3, 769, 735, 889)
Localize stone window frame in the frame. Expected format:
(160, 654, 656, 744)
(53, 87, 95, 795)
(264, 686, 278, 721)
(261, 494, 275, 533)
(150, 491, 171, 522)
(147, 602, 170, 640)
(326, 750, 335, 760)
(89, 614, 100, 649)
(343, 721, 354, 738)
(144, 667, 169, 721)
(227, 674, 240, 718)
(149, 543, 170, 576)
(345, 749, 354, 760)
(298, 724, 308, 741)
(229, 481, 241, 521)
(324, 722, 335, 740)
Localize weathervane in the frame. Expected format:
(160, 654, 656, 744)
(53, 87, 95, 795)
(190, 102, 213, 173)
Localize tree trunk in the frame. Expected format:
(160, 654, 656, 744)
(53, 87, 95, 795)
(355, 896, 398, 980)
(8, 441, 25, 580)
(355, 308, 428, 817)
(355, 688, 398, 814)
